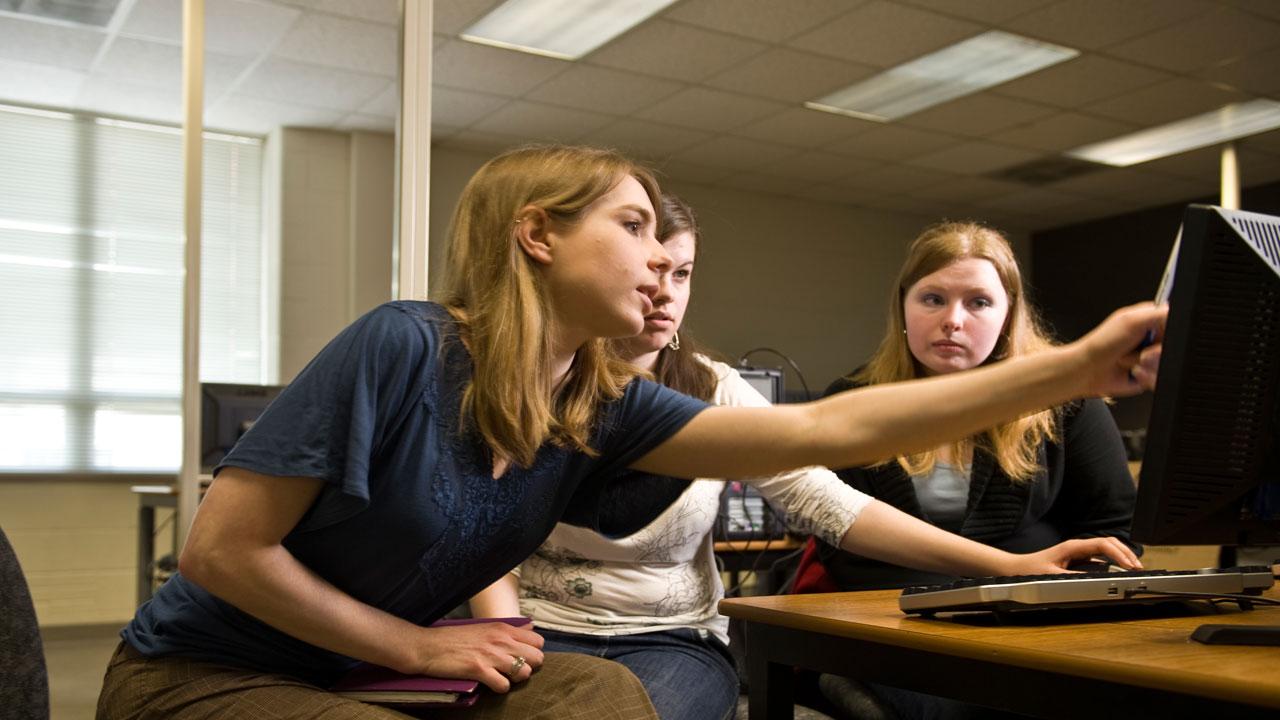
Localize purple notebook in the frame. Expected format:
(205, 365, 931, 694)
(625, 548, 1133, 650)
(330, 617, 531, 709)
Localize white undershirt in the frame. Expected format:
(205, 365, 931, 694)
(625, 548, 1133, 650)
(514, 358, 872, 644)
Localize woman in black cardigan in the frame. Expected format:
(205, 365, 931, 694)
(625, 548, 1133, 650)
(794, 221, 1136, 719)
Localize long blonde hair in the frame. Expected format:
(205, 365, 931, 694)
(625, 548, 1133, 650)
(441, 145, 662, 468)
(856, 221, 1059, 482)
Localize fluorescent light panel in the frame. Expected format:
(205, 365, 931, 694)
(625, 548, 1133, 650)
(1066, 99, 1280, 167)
(460, 0, 679, 61)
(806, 30, 1078, 122)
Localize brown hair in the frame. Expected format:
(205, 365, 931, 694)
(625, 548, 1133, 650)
(856, 221, 1059, 481)
(440, 145, 662, 467)
(644, 194, 718, 402)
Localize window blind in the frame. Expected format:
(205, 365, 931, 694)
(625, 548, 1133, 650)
(0, 104, 271, 472)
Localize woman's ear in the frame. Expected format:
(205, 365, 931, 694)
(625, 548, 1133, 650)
(513, 206, 553, 265)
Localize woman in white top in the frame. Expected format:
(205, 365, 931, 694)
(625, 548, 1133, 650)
(470, 196, 1146, 720)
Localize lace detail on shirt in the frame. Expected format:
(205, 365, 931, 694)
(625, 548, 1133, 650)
(414, 313, 558, 600)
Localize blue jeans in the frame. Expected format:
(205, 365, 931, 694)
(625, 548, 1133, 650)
(538, 627, 739, 720)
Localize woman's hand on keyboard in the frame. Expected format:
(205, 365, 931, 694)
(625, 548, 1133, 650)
(1013, 536, 1142, 575)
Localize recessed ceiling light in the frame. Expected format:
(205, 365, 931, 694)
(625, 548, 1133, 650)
(460, 0, 679, 61)
(805, 31, 1078, 122)
(1065, 99, 1280, 167)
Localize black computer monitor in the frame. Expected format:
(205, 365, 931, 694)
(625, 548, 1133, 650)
(1132, 205, 1280, 547)
(200, 382, 283, 470)
(737, 366, 784, 404)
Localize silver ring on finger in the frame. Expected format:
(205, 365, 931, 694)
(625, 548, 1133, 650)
(507, 655, 526, 677)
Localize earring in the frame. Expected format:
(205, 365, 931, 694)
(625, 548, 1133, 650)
(667, 332, 680, 351)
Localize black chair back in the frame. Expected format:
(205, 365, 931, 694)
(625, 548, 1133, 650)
(0, 526, 50, 720)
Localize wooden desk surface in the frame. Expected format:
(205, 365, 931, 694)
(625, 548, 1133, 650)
(712, 537, 803, 553)
(721, 588, 1280, 712)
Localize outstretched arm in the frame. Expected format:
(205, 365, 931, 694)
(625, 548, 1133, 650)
(841, 499, 1141, 577)
(633, 303, 1165, 480)
(180, 467, 543, 692)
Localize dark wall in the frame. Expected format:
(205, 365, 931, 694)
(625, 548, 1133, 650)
(1031, 180, 1280, 431)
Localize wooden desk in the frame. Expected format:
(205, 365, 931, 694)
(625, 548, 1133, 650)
(713, 537, 803, 596)
(720, 588, 1280, 719)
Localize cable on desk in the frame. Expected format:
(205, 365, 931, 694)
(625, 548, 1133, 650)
(1124, 588, 1280, 608)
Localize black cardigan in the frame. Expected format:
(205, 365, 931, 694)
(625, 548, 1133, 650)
(816, 375, 1139, 590)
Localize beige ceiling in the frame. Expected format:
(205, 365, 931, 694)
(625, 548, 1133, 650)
(3, 0, 1280, 231)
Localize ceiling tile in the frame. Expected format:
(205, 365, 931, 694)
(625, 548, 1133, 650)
(900, 93, 1057, 137)
(759, 151, 881, 183)
(1106, 7, 1280, 74)
(429, 86, 508, 127)
(76, 79, 181, 124)
(0, 15, 104, 70)
(1033, 196, 1136, 229)
(678, 136, 797, 172)
(273, 12, 399, 77)
(993, 113, 1139, 153)
(733, 107, 869, 149)
(588, 19, 767, 82)
(836, 163, 954, 193)
(662, 0, 861, 42)
(973, 186, 1086, 213)
(360, 81, 398, 118)
(527, 65, 683, 116)
(579, 119, 712, 160)
(94, 38, 251, 99)
(205, 93, 344, 135)
(1048, 166, 1212, 207)
(703, 48, 876, 104)
(717, 171, 811, 198)
(272, 0, 400, 25)
(1082, 77, 1249, 127)
(992, 55, 1171, 109)
(336, 113, 395, 133)
(787, 0, 982, 68)
(431, 124, 463, 141)
(122, 0, 300, 58)
(635, 87, 788, 132)
(432, 0, 502, 35)
(650, 158, 734, 186)
(1002, 0, 1214, 51)
(900, 176, 1028, 205)
(1244, 128, 1280, 156)
(1198, 45, 1280, 98)
(471, 100, 616, 143)
(433, 40, 569, 98)
(1220, 0, 1280, 21)
(1141, 145, 1280, 187)
(826, 123, 958, 161)
(0, 59, 84, 107)
(237, 58, 390, 111)
(907, 141, 1043, 175)
(900, 0, 1054, 24)
(433, 127, 527, 156)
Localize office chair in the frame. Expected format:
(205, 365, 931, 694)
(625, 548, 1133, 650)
(0, 526, 50, 720)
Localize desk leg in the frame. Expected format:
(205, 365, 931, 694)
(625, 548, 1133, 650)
(137, 505, 155, 606)
(748, 635, 794, 720)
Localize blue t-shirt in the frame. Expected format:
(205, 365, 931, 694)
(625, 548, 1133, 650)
(122, 301, 707, 685)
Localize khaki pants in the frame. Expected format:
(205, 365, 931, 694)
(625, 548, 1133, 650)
(97, 643, 658, 720)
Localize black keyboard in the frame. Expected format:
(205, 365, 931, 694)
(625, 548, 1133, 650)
(899, 565, 1275, 615)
